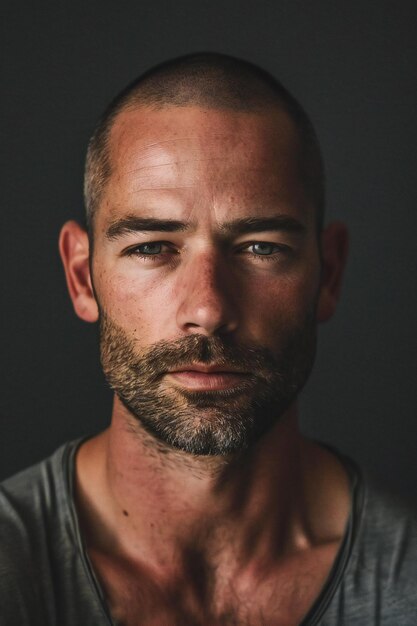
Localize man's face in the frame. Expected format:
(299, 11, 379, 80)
(91, 105, 322, 455)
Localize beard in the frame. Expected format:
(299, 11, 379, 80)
(99, 312, 317, 456)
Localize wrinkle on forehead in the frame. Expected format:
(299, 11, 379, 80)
(110, 106, 298, 162)
(119, 134, 244, 159)
(117, 137, 258, 175)
(127, 186, 195, 193)
(126, 167, 290, 194)
(101, 106, 312, 227)
(124, 157, 230, 177)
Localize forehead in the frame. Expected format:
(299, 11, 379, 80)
(99, 105, 311, 227)
(109, 104, 300, 170)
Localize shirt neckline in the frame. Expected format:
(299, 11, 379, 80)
(63, 437, 116, 626)
(62, 437, 362, 626)
(300, 448, 362, 624)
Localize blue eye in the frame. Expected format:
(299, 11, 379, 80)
(251, 242, 278, 255)
(124, 241, 178, 262)
(137, 243, 163, 255)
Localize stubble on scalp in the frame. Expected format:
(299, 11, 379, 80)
(99, 312, 317, 456)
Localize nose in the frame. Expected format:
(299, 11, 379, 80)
(175, 250, 239, 336)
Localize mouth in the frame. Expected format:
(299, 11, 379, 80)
(166, 364, 251, 391)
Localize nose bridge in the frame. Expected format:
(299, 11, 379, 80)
(176, 246, 238, 335)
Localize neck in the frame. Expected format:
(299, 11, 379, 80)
(75, 396, 349, 576)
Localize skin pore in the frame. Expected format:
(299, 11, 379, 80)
(59, 104, 349, 625)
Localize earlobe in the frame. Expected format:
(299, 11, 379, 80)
(316, 221, 349, 323)
(58, 220, 99, 323)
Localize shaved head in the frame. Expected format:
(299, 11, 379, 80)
(84, 52, 325, 231)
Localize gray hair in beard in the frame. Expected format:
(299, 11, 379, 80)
(99, 313, 317, 456)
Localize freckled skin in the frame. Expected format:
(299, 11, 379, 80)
(60, 104, 349, 625)
(93, 106, 321, 349)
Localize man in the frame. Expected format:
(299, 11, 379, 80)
(1, 53, 416, 625)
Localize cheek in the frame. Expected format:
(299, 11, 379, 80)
(240, 270, 320, 339)
(93, 266, 178, 342)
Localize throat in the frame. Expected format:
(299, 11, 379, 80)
(74, 413, 351, 626)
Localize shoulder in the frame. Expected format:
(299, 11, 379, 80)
(0, 440, 75, 537)
(353, 474, 417, 608)
(322, 467, 417, 625)
(354, 472, 417, 570)
(0, 441, 79, 624)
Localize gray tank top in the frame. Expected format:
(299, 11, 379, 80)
(0, 439, 416, 625)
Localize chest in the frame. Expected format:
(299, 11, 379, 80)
(89, 544, 338, 626)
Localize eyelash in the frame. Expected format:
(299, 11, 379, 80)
(240, 242, 290, 261)
(123, 241, 290, 262)
(124, 242, 176, 262)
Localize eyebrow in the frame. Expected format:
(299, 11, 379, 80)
(105, 214, 306, 240)
(220, 216, 306, 235)
(106, 216, 189, 240)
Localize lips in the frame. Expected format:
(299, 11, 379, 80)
(166, 364, 250, 391)
(169, 363, 248, 374)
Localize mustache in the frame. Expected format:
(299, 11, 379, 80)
(130, 334, 281, 382)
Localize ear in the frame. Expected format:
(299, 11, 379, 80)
(316, 221, 349, 323)
(58, 220, 99, 323)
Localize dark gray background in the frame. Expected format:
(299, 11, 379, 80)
(1, 1, 416, 498)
